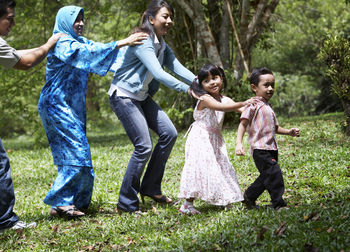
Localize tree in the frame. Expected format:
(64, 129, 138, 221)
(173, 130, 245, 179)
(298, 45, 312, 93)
(170, 0, 279, 81)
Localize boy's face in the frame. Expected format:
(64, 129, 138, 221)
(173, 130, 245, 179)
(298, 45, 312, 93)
(251, 74, 275, 101)
(0, 7, 15, 36)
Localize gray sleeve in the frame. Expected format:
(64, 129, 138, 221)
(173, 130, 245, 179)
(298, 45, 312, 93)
(0, 38, 21, 68)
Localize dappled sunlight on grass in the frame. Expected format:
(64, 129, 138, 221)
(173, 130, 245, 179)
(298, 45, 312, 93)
(1, 113, 349, 251)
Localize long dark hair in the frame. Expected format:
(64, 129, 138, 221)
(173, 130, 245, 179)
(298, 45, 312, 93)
(0, 0, 16, 18)
(133, 0, 174, 35)
(190, 63, 227, 97)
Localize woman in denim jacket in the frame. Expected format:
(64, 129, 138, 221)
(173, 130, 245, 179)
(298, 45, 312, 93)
(108, 0, 195, 213)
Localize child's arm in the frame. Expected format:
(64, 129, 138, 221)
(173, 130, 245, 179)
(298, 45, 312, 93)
(276, 126, 300, 137)
(235, 119, 249, 156)
(198, 95, 252, 112)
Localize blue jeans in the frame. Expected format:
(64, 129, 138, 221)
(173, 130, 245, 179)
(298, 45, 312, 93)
(109, 94, 177, 212)
(0, 138, 19, 230)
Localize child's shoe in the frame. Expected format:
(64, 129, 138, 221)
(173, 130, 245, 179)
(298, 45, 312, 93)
(179, 204, 200, 215)
(243, 193, 259, 209)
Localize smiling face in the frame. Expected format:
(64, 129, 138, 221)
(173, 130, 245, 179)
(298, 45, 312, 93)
(251, 74, 275, 101)
(201, 73, 223, 97)
(73, 13, 84, 36)
(0, 7, 15, 36)
(149, 6, 173, 39)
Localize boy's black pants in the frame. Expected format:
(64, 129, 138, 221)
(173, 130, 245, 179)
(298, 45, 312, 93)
(245, 149, 286, 207)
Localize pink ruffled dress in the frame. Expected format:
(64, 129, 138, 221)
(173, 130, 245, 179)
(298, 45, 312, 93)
(178, 98, 244, 205)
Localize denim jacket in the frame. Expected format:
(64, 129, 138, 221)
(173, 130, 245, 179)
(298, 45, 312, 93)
(110, 36, 195, 97)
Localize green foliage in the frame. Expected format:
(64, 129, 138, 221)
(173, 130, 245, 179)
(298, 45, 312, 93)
(270, 73, 320, 117)
(0, 113, 349, 251)
(318, 35, 350, 134)
(318, 35, 350, 100)
(253, 0, 349, 115)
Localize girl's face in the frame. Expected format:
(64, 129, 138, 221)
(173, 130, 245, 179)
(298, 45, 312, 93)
(201, 73, 223, 96)
(149, 7, 173, 39)
(73, 13, 84, 36)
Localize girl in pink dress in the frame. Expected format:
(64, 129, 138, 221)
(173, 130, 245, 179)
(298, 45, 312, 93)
(178, 63, 252, 214)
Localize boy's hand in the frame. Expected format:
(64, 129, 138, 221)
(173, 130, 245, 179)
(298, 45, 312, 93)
(289, 128, 300, 137)
(235, 143, 246, 156)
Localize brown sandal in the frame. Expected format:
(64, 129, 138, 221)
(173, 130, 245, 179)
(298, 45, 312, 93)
(50, 205, 85, 218)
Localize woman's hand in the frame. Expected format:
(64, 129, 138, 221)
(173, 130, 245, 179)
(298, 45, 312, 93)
(117, 33, 149, 48)
(187, 87, 202, 100)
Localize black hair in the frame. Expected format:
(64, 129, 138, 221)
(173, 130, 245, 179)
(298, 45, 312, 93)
(190, 63, 227, 97)
(0, 0, 15, 18)
(133, 0, 174, 35)
(249, 67, 273, 86)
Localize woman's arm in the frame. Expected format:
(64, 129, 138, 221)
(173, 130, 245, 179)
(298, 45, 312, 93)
(116, 33, 148, 49)
(163, 44, 195, 85)
(133, 38, 192, 93)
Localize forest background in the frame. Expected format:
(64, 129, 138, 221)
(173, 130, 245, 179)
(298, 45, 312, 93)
(0, 0, 349, 141)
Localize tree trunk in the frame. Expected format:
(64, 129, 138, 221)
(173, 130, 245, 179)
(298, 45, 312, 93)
(342, 99, 350, 136)
(233, 0, 279, 80)
(220, 1, 231, 69)
(176, 0, 223, 67)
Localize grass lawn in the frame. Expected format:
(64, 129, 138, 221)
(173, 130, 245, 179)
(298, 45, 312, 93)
(0, 112, 349, 251)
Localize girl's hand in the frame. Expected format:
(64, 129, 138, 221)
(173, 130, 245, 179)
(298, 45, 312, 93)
(289, 128, 300, 137)
(235, 143, 246, 156)
(244, 97, 259, 106)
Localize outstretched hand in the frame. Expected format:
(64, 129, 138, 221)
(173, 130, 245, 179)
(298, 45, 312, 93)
(289, 128, 300, 137)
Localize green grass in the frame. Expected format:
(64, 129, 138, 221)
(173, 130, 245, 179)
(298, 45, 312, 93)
(1, 112, 349, 251)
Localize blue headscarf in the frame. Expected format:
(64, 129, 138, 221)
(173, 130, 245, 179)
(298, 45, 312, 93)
(53, 6, 84, 41)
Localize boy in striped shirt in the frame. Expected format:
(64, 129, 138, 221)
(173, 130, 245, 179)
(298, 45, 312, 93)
(235, 67, 300, 210)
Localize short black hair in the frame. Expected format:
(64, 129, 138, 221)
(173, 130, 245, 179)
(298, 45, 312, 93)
(0, 0, 16, 19)
(249, 67, 273, 86)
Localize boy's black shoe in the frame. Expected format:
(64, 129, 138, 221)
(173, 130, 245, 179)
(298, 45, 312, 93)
(268, 200, 288, 210)
(243, 193, 259, 209)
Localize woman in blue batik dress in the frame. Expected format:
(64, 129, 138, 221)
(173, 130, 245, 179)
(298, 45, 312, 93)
(38, 5, 147, 218)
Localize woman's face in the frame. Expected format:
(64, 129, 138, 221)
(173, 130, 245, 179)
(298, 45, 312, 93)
(73, 13, 84, 36)
(149, 7, 173, 38)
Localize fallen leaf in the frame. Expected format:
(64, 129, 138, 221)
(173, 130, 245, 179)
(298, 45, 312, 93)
(257, 226, 268, 241)
(302, 212, 318, 222)
(274, 222, 287, 236)
(152, 206, 158, 214)
(327, 227, 334, 233)
(51, 224, 59, 232)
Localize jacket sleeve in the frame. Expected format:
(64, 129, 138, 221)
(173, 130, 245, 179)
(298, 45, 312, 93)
(53, 36, 119, 76)
(132, 38, 190, 93)
(163, 44, 195, 85)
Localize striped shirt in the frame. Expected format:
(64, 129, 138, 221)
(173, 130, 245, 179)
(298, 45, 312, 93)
(240, 97, 278, 154)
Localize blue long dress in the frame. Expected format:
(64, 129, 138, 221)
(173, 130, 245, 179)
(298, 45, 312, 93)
(38, 6, 120, 209)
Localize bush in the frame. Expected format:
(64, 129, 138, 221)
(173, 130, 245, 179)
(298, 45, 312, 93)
(318, 35, 350, 135)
